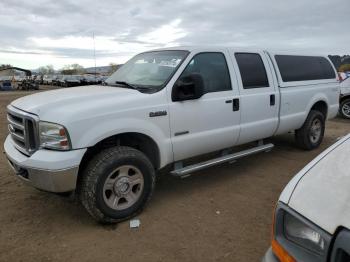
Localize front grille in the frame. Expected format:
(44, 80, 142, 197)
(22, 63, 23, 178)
(7, 106, 39, 155)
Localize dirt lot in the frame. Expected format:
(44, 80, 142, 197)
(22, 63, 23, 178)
(0, 89, 349, 262)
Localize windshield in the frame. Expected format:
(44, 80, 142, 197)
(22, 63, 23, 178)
(105, 50, 189, 91)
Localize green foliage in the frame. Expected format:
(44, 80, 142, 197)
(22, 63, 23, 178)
(0, 64, 12, 70)
(109, 63, 118, 74)
(61, 64, 85, 75)
(338, 64, 350, 72)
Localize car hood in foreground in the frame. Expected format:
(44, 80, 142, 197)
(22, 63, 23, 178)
(280, 134, 350, 234)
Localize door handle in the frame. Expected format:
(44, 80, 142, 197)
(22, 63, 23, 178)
(270, 94, 275, 106)
(232, 98, 240, 111)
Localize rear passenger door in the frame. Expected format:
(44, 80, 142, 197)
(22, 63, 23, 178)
(230, 51, 279, 144)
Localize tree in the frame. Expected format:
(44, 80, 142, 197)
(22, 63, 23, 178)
(38, 66, 47, 75)
(38, 65, 55, 75)
(46, 65, 55, 74)
(0, 64, 12, 70)
(60, 64, 85, 75)
(109, 63, 119, 74)
(329, 55, 342, 69)
(338, 64, 350, 72)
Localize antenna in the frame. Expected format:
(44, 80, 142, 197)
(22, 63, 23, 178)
(93, 32, 97, 81)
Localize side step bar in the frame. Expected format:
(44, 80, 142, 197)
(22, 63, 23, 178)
(170, 143, 274, 177)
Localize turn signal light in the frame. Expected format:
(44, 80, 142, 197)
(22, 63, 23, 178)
(271, 239, 296, 262)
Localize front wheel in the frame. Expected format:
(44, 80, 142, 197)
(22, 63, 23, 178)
(79, 146, 155, 223)
(340, 98, 350, 119)
(295, 110, 325, 150)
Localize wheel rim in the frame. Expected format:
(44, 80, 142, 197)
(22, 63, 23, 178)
(309, 118, 322, 144)
(342, 102, 350, 118)
(102, 165, 144, 211)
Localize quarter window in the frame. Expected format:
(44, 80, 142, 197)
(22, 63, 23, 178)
(235, 53, 269, 89)
(275, 55, 336, 82)
(179, 52, 232, 93)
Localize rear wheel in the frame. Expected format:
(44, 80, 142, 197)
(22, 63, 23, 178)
(79, 146, 156, 223)
(340, 98, 350, 119)
(295, 110, 325, 150)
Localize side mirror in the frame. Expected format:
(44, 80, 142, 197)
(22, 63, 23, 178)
(172, 73, 205, 102)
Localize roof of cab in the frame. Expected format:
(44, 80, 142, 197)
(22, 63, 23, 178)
(148, 46, 330, 57)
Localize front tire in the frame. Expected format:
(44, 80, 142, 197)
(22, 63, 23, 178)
(340, 98, 350, 119)
(295, 110, 325, 150)
(79, 146, 155, 223)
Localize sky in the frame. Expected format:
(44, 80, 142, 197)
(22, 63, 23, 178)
(0, 0, 348, 70)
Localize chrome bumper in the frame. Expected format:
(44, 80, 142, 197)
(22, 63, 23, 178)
(4, 135, 86, 193)
(6, 158, 78, 193)
(262, 247, 278, 262)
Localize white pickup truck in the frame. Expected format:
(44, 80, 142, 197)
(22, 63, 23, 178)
(339, 76, 350, 118)
(4, 47, 339, 223)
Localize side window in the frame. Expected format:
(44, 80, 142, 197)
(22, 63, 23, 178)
(275, 55, 336, 82)
(180, 52, 232, 93)
(235, 53, 269, 89)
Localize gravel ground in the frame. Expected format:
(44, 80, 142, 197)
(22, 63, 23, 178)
(0, 88, 349, 262)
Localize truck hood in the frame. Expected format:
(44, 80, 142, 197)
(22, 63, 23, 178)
(280, 134, 350, 234)
(11, 85, 139, 117)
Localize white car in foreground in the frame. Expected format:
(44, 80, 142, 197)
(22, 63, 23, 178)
(263, 134, 350, 262)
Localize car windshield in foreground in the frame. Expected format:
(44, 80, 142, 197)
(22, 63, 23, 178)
(105, 50, 189, 92)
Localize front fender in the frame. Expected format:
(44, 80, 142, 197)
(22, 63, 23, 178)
(68, 117, 173, 168)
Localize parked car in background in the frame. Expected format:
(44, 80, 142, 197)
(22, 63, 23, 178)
(34, 75, 43, 85)
(4, 47, 339, 223)
(58, 75, 82, 87)
(263, 134, 350, 262)
(0, 76, 13, 91)
(82, 74, 98, 85)
(15, 75, 25, 83)
(17, 76, 39, 90)
(51, 75, 61, 86)
(99, 75, 109, 84)
(42, 75, 54, 85)
(339, 77, 350, 118)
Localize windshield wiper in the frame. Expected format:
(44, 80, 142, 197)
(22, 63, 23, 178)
(115, 81, 139, 90)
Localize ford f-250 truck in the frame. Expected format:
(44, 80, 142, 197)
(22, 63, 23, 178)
(4, 47, 340, 223)
(339, 76, 350, 118)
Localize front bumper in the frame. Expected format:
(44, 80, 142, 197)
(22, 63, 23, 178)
(4, 135, 86, 193)
(262, 247, 278, 262)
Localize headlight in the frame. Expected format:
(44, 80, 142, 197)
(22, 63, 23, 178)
(39, 121, 71, 150)
(284, 212, 326, 254)
(271, 203, 332, 262)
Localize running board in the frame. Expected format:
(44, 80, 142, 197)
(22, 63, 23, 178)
(170, 143, 274, 177)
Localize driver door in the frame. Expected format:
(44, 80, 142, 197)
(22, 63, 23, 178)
(169, 51, 241, 162)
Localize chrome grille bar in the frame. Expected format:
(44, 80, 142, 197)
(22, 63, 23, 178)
(7, 115, 25, 130)
(7, 105, 39, 155)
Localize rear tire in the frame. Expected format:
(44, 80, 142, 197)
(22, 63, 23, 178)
(295, 110, 325, 150)
(79, 146, 156, 224)
(340, 98, 350, 119)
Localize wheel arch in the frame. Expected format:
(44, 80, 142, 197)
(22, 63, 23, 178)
(310, 100, 328, 119)
(80, 131, 161, 168)
(340, 94, 350, 103)
(76, 132, 162, 193)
